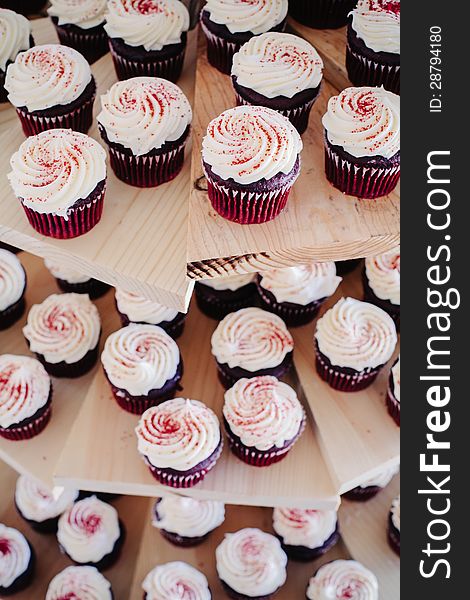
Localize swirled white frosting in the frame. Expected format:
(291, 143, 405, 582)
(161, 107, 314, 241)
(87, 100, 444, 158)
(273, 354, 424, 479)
(315, 297, 397, 371)
(153, 496, 225, 537)
(101, 324, 180, 396)
(115, 288, 178, 325)
(358, 463, 399, 489)
(46, 566, 112, 600)
(23, 293, 101, 365)
(216, 528, 287, 597)
(223, 376, 304, 450)
(0, 354, 51, 429)
(0, 249, 25, 312)
(272, 507, 337, 549)
(98, 77, 192, 156)
(232, 32, 323, 98)
(104, 0, 189, 51)
(259, 262, 341, 306)
(390, 495, 400, 531)
(391, 356, 400, 403)
(351, 0, 400, 54)
(202, 105, 302, 185)
(48, 0, 107, 29)
(8, 129, 106, 219)
(57, 496, 121, 564)
(15, 475, 78, 523)
(211, 307, 294, 372)
(142, 561, 211, 600)
(365, 246, 400, 305)
(135, 398, 221, 471)
(0, 524, 31, 589)
(44, 257, 91, 285)
(0, 9, 31, 72)
(322, 86, 400, 159)
(306, 560, 378, 600)
(204, 0, 287, 35)
(199, 272, 255, 292)
(5, 44, 92, 112)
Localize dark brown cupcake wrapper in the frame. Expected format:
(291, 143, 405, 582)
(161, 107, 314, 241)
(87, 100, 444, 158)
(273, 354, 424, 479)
(200, 20, 240, 75)
(346, 45, 400, 95)
(53, 24, 109, 65)
(109, 42, 185, 83)
(19, 185, 105, 239)
(289, 0, 356, 29)
(0, 403, 52, 441)
(342, 485, 382, 501)
(386, 385, 400, 426)
(110, 386, 179, 415)
(325, 143, 400, 199)
(315, 345, 381, 392)
(256, 283, 323, 327)
(0, 295, 26, 331)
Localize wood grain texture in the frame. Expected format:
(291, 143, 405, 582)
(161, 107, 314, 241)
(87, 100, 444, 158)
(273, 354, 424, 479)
(340, 475, 400, 600)
(293, 263, 400, 494)
(0, 19, 195, 311)
(187, 32, 399, 278)
(0, 460, 148, 599)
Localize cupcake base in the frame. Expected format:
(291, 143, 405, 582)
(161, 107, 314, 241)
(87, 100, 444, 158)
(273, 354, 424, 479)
(343, 485, 382, 501)
(388, 513, 400, 555)
(33, 344, 99, 378)
(289, 0, 356, 29)
(195, 281, 258, 321)
(51, 18, 109, 65)
(0, 296, 26, 331)
(0, 393, 52, 441)
(0, 542, 35, 597)
(278, 524, 340, 561)
(221, 579, 278, 600)
(144, 438, 223, 489)
(216, 352, 293, 390)
(15, 500, 59, 534)
(55, 277, 111, 300)
(117, 308, 186, 340)
(362, 268, 400, 330)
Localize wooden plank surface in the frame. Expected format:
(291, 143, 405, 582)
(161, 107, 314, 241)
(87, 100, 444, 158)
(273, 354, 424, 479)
(0, 459, 147, 599)
(292, 263, 400, 494)
(187, 33, 399, 279)
(0, 19, 195, 311)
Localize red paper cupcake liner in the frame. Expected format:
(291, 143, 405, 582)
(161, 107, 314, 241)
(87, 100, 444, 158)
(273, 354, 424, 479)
(53, 25, 109, 65)
(386, 386, 400, 426)
(107, 142, 186, 188)
(346, 46, 400, 95)
(200, 21, 240, 75)
(110, 386, 178, 415)
(109, 42, 185, 83)
(0, 403, 52, 441)
(315, 345, 381, 392)
(257, 284, 323, 327)
(19, 185, 105, 239)
(325, 143, 400, 199)
(16, 94, 95, 137)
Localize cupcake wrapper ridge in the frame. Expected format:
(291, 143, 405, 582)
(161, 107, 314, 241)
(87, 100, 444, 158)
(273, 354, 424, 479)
(109, 42, 185, 83)
(386, 386, 401, 426)
(315, 346, 381, 392)
(110, 385, 179, 415)
(346, 46, 400, 95)
(257, 284, 324, 327)
(53, 25, 109, 65)
(200, 20, 239, 75)
(0, 403, 52, 441)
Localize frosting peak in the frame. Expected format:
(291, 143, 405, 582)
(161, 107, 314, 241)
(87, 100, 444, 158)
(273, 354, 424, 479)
(115, 288, 178, 325)
(142, 562, 211, 600)
(351, 0, 400, 54)
(48, 0, 107, 29)
(306, 560, 379, 600)
(273, 507, 338, 549)
(204, 0, 288, 35)
(153, 496, 225, 538)
(15, 475, 78, 523)
(46, 566, 113, 600)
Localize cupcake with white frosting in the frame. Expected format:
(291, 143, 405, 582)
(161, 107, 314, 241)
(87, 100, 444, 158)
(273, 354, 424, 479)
(152, 496, 225, 547)
(135, 398, 223, 488)
(0, 9, 33, 103)
(200, 0, 288, 75)
(0, 249, 26, 330)
(101, 323, 183, 414)
(23, 293, 101, 378)
(105, 0, 189, 82)
(322, 86, 400, 198)
(232, 32, 323, 134)
(142, 562, 211, 600)
(211, 307, 294, 389)
(202, 105, 302, 224)
(306, 559, 379, 600)
(57, 496, 125, 570)
(48, 0, 109, 65)
(388, 495, 400, 555)
(46, 566, 113, 600)
(347, 0, 400, 94)
(343, 463, 399, 501)
(15, 475, 78, 533)
(0, 524, 35, 596)
(195, 273, 257, 321)
(97, 76, 192, 187)
(223, 376, 306, 466)
(0, 354, 52, 441)
(8, 129, 107, 239)
(5, 44, 96, 136)
(272, 507, 339, 561)
(115, 288, 186, 338)
(257, 262, 342, 326)
(45, 257, 111, 300)
(314, 297, 397, 391)
(364, 246, 400, 328)
(216, 528, 287, 599)
(386, 355, 400, 426)
(289, 0, 357, 29)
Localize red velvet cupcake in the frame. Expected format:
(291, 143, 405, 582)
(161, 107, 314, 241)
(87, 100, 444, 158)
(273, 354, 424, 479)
(0, 249, 26, 331)
(23, 293, 101, 378)
(101, 324, 183, 415)
(0, 354, 52, 441)
(142, 562, 212, 599)
(289, 0, 357, 29)
(363, 247, 400, 329)
(322, 86, 400, 198)
(98, 77, 192, 188)
(46, 566, 114, 599)
(44, 257, 110, 300)
(388, 495, 400, 555)
(223, 376, 306, 466)
(135, 398, 223, 488)
(195, 273, 257, 321)
(306, 560, 379, 600)
(386, 356, 400, 426)
(314, 297, 397, 392)
(202, 105, 303, 224)
(8, 129, 107, 239)
(0, 9, 34, 104)
(0, 524, 35, 596)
